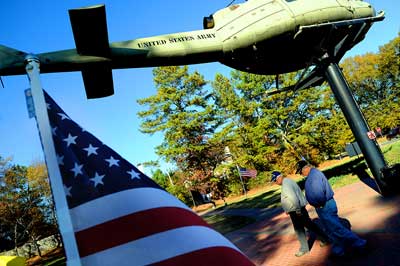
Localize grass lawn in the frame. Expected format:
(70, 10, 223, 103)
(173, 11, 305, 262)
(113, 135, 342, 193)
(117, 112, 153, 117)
(202, 215, 256, 234)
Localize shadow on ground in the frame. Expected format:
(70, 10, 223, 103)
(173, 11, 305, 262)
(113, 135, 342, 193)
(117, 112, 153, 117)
(223, 189, 281, 210)
(230, 184, 400, 265)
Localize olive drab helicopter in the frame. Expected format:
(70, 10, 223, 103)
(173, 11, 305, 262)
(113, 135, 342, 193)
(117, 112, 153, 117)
(0, 0, 398, 196)
(0, 0, 383, 98)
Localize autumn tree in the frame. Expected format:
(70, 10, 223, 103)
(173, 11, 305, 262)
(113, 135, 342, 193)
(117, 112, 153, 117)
(0, 160, 57, 256)
(341, 34, 400, 131)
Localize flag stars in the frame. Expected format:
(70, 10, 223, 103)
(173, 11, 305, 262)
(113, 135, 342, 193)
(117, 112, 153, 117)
(63, 133, 77, 147)
(84, 144, 99, 157)
(57, 154, 64, 166)
(64, 185, 72, 197)
(58, 113, 70, 120)
(70, 162, 83, 177)
(51, 126, 57, 136)
(127, 169, 141, 180)
(90, 172, 105, 187)
(105, 156, 120, 167)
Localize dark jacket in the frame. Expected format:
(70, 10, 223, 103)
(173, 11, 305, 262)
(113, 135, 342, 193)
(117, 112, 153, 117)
(305, 168, 334, 208)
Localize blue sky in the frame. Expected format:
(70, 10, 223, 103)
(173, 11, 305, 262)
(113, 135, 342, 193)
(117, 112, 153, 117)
(0, 0, 398, 175)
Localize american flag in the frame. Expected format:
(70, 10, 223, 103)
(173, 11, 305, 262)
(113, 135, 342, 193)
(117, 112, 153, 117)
(43, 91, 254, 266)
(239, 168, 257, 178)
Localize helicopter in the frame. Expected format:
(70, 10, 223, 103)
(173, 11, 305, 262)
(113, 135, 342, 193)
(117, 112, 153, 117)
(0, 0, 383, 99)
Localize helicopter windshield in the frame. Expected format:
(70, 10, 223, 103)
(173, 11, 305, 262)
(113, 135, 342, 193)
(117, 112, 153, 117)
(203, 4, 242, 29)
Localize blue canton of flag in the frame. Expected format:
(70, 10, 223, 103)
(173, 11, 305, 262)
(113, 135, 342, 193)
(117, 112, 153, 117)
(43, 91, 255, 266)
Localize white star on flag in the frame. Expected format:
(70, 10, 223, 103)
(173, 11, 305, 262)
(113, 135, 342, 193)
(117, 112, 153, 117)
(63, 133, 77, 147)
(90, 172, 105, 187)
(70, 162, 83, 177)
(127, 169, 141, 179)
(84, 144, 99, 157)
(57, 154, 64, 166)
(64, 185, 72, 197)
(105, 156, 119, 167)
(58, 113, 70, 120)
(52, 126, 57, 136)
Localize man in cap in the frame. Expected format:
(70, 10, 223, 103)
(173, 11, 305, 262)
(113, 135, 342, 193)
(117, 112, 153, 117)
(271, 171, 329, 257)
(296, 160, 367, 256)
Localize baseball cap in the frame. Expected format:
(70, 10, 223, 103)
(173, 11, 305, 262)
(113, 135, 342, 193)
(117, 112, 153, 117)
(271, 171, 282, 182)
(295, 160, 308, 174)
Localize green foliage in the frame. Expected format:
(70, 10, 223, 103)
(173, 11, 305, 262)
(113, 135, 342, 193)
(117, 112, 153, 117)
(227, 180, 244, 196)
(166, 183, 192, 206)
(151, 169, 170, 189)
(138, 66, 231, 198)
(247, 172, 269, 190)
(382, 140, 400, 165)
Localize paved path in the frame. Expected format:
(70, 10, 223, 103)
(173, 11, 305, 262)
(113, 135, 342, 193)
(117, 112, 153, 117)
(204, 181, 400, 266)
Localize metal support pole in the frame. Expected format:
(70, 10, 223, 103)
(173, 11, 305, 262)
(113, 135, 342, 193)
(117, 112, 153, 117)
(324, 61, 390, 195)
(25, 55, 82, 266)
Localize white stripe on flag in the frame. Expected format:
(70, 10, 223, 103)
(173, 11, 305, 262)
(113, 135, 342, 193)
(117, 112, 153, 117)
(80, 226, 240, 266)
(70, 187, 191, 232)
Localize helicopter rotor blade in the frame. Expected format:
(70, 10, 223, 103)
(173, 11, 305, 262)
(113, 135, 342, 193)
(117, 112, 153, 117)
(69, 4, 114, 99)
(0, 45, 27, 76)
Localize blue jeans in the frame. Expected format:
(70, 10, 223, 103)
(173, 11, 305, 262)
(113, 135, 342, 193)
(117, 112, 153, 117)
(316, 199, 366, 255)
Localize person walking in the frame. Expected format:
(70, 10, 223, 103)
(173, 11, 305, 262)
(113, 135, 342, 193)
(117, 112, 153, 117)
(271, 171, 329, 257)
(296, 160, 367, 256)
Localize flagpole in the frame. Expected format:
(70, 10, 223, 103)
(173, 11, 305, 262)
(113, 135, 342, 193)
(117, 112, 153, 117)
(25, 55, 82, 266)
(236, 165, 247, 198)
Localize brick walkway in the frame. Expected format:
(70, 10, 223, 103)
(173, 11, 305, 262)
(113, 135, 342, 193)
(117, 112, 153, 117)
(218, 182, 400, 266)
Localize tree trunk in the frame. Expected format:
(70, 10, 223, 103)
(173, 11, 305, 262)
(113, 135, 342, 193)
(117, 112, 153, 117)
(13, 224, 19, 256)
(32, 236, 42, 257)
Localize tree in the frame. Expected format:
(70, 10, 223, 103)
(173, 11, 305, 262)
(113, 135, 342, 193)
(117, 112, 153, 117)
(341, 35, 400, 131)
(211, 69, 349, 171)
(0, 156, 13, 251)
(137, 66, 224, 196)
(26, 162, 61, 251)
(0, 161, 57, 257)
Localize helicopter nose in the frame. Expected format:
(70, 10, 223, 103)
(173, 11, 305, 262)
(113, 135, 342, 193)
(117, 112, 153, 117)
(371, 6, 377, 16)
(352, 0, 376, 18)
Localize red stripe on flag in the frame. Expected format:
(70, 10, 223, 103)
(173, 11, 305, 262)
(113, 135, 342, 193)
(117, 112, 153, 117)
(152, 246, 255, 266)
(75, 207, 210, 257)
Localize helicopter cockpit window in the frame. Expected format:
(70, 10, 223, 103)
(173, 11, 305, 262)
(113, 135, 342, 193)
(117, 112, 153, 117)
(203, 15, 215, 29)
